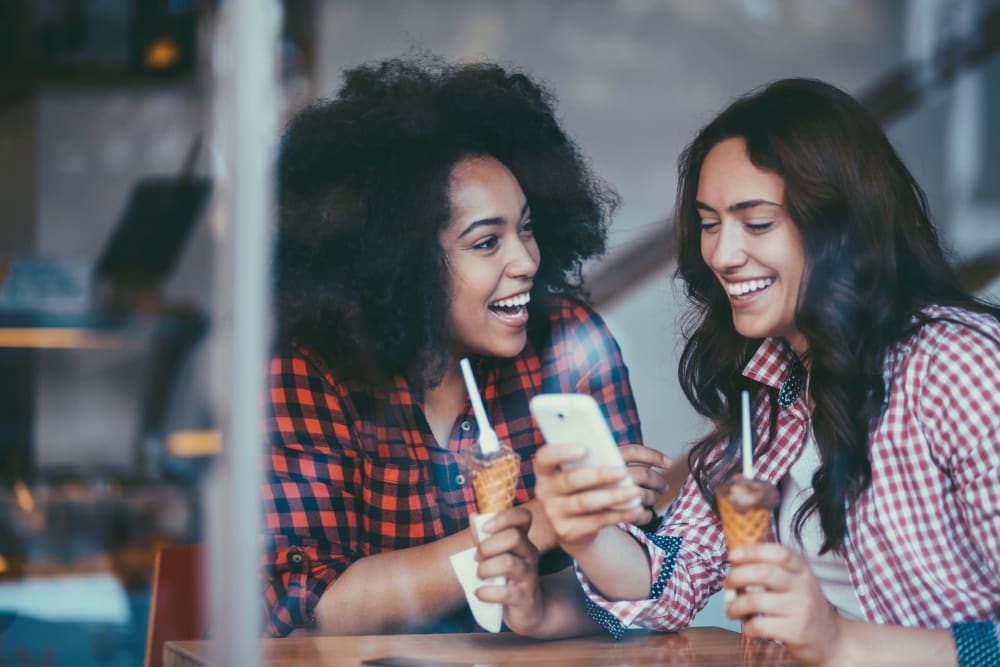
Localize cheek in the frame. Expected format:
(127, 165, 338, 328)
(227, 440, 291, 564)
(527, 238, 541, 266)
(448, 272, 490, 316)
(700, 237, 714, 266)
(786, 250, 807, 297)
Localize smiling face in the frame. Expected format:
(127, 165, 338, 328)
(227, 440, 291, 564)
(440, 155, 540, 362)
(697, 137, 808, 356)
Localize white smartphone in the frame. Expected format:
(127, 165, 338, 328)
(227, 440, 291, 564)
(528, 393, 639, 507)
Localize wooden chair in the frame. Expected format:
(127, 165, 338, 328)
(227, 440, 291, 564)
(144, 543, 206, 667)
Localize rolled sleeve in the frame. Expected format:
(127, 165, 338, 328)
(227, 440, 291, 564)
(576, 528, 682, 638)
(262, 535, 344, 635)
(576, 474, 730, 638)
(262, 347, 362, 636)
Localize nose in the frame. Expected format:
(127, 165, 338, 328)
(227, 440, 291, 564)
(706, 220, 747, 272)
(506, 237, 539, 279)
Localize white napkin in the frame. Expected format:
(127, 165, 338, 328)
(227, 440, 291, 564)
(449, 512, 504, 632)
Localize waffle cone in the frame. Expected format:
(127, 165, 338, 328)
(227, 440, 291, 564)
(717, 495, 771, 550)
(472, 453, 520, 514)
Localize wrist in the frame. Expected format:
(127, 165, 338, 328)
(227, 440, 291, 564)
(559, 535, 599, 561)
(504, 606, 547, 637)
(524, 502, 559, 552)
(824, 617, 870, 667)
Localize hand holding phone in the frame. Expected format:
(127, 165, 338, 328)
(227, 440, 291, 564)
(529, 393, 639, 508)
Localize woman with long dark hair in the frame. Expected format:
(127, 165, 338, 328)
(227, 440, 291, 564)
(262, 55, 670, 637)
(491, 79, 1000, 666)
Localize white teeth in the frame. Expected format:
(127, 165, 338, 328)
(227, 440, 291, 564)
(726, 278, 774, 296)
(490, 292, 531, 308)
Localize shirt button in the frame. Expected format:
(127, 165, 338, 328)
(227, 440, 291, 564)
(460, 420, 472, 432)
(288, 551, 304, 567)
(856, 584, 868, 596)
(455, 474, 465, 486)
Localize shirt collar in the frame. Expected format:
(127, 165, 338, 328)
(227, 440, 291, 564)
(742, 338, 809, 408)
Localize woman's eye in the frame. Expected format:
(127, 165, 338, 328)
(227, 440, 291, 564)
(745, 221, 774, 232)
(473, 236, 499, 250)
(699, 221, 720, 233)
(520, 219, 534, 235)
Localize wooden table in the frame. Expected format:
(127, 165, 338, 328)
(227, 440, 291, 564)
(164, 627, 799, 666)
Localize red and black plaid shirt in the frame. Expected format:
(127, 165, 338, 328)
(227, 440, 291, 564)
(262, 297, 641, 636)
(581, 306, 1000, 655)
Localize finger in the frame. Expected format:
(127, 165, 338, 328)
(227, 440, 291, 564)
(725, 563, 795, 593)
(627, 465, 670, 497)
(739, 613, 793, 644)
(479, 506, 532, 534)
(633, 506, 656, 527)
(635, 484, 660, 510)
(555, 464, 631, 497)
(534, 443, 587, 475)
(475, 577, 539, 607)
(478, 527, 539, 561)
(468, 512, 483, 546)
(475, 582, 519, 605)
(730, 543, 806, 572)
(726, 589, 794, 620)
(618, 444, 672, 470)
(558, 483, 642, 516)
(478, 551, 534, 581)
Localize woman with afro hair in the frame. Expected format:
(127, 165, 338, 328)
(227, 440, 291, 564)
(262, 55, 670, 637)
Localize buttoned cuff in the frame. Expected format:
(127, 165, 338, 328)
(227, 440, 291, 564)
(265, 541, 341, 637)
(576, 525, 682, 639)
(951, 621, 1000, 667)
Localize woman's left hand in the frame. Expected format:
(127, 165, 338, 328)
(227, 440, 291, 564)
(618, 444, 672, 527)
(726, 543, 850, 667)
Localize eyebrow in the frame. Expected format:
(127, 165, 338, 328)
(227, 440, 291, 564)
(695, 198, 782, 214)
(457, 201, 531, 239)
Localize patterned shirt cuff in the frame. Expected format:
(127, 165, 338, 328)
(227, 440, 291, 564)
(951, 622, 1000, 667)
(577, 527, 682, 639)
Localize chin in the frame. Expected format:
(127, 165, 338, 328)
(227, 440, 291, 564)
(733, 320, 777, 341)
(483, 335, 528, 360)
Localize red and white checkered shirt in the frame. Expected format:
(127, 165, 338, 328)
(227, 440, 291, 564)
(262, 297, 641, 636)
(580, 305, 1000, 646)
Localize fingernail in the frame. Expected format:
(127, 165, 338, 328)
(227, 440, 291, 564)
(730, 547, 744, 559)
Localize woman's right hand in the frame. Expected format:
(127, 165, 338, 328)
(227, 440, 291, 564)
(533, 443, 645, 555)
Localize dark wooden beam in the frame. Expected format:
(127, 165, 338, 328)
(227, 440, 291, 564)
(589, 218, 675, 307)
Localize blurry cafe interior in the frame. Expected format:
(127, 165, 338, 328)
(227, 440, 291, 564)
(1, 1, 999, 665)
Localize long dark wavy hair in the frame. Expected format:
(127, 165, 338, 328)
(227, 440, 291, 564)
(275, 56, 619, 390)
(676, 78, 1000, 553)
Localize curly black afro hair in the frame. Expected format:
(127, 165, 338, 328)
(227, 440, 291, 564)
(275, 55, 619, 388)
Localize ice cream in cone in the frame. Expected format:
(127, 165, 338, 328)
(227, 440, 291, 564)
(717, 475, 779, 552)
(718, 475, 779, 620)
(461, 443, 521, 515)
